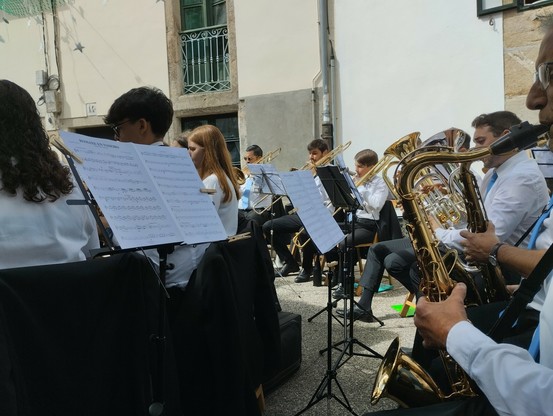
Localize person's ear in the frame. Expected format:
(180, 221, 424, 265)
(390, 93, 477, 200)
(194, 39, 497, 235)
(138, 118, 149, 135)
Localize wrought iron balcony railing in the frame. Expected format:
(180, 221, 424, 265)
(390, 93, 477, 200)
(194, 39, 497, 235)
(180, 25, 231, 94)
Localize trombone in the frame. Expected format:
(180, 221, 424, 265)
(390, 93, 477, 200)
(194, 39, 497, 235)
(242, 147, 281, 177)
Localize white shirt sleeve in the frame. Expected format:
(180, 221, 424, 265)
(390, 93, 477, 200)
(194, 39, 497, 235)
(357, 176, 388, 220)
(447, 320, 553, 416)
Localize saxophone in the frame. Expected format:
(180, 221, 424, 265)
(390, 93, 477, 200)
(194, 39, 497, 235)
(370, 122, 550, 407)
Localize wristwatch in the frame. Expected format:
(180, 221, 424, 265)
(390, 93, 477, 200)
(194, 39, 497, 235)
(488, 242, 505, 267)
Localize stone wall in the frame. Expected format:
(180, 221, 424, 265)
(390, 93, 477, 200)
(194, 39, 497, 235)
(504, 5, 553, 121)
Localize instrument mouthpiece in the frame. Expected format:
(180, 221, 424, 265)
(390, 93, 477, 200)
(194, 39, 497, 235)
(490, 122, 550, 155)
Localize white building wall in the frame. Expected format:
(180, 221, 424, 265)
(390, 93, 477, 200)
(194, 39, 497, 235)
(0, 0, 169, 129)
(334, 0, 505, 164)
(233, 0, 320, 98)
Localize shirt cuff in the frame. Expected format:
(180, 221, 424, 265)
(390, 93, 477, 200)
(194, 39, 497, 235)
(446, 320, 496, 369)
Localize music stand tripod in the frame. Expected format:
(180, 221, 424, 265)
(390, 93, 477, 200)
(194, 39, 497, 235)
(255, 167, 297, 283)
(294, 166, 381, 416)
(62, 152, 175, 416)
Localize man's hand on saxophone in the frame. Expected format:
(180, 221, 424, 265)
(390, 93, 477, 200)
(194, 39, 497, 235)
(414, 283, 469, 350)
(460, 221, 500, 264)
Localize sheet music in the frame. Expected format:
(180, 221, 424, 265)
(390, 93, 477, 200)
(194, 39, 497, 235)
(334, 155, 364, 206)
(280, 171, 345, 254)
(134, 145, 228, 243)
(60, 131, 227, 249)
(247, 164, 287, 195)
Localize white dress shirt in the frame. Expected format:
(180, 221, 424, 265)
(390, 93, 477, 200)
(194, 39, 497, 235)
(447, 216, 553, 416)
(0, 187, 100, 269)
(203, 173, 238, 236)
(435, 151, 549, 252)
(356, 175, 388, 221)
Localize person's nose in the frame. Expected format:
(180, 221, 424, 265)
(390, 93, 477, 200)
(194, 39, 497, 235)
(526, 82, 547, 110)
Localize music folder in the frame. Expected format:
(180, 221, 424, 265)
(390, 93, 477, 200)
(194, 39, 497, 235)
(60, 131, 228, 250)
(316, 165, 361, 211)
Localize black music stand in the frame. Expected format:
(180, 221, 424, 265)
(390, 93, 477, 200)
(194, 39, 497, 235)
(62, 151, 176, 416)
(294, 166, 382, 416)
(253, 166, 298, 285)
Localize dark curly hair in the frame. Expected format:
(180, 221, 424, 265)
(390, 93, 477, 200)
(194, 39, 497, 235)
(0, 80, 74, 202)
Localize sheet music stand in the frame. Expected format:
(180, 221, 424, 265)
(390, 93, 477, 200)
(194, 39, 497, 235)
(252, 165, 297, 284)
(295, 166, 382, 416)
(60, 149, 177, 416)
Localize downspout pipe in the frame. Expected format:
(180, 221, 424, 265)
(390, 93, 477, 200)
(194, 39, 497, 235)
(318, 0, 333, 149)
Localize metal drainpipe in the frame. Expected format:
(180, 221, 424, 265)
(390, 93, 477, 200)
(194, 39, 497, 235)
(318, 0, 333, 149)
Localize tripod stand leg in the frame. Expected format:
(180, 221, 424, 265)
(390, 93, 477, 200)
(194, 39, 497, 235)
(295, 263, 359, 416)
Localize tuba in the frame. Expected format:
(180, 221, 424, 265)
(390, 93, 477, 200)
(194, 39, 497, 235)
(370, 122, 550, 407)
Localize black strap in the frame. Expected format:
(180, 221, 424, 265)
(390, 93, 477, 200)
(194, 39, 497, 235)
(513, 202, 551, 248)
(488, 243, 553, 342)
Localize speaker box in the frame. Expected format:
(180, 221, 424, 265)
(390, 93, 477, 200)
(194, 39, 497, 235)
(263, 311, 302, 394)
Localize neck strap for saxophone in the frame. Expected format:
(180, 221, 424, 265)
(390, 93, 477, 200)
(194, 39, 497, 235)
(488, 243, 553, 343)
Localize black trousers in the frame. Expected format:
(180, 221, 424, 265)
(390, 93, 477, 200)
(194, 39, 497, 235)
(262, 213, 317, 272)
(358, 237, 416, 293)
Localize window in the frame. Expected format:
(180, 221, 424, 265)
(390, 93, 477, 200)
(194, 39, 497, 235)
(477, 0, 553, 16)
(179, 0, 230, 94)
(477, 0, 517, 16)
(181, 113, 240, 166)
(180, 0, 226, 31)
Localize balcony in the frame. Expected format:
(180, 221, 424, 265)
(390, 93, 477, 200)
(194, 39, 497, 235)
(180, 25, 231, 94)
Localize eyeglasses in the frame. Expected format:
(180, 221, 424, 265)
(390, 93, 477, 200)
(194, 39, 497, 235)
(110, 119, 131, 137)
(243, 156, 255, 162)
(534, 61, 553, 90)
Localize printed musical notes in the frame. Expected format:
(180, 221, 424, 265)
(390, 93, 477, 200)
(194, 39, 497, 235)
(60, 132, 227, 249)
(280, 170, 344, 254)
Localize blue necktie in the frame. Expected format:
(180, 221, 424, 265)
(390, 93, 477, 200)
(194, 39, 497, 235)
(240, 178, 253, 209)
(525, 194, 553, 363)
(485, 171, 498, 199)
(528, 325, 541, 362)
(528, 194, 553, 250)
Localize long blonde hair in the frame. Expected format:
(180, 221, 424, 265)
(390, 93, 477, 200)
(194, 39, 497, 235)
(188, 125, 240, 203)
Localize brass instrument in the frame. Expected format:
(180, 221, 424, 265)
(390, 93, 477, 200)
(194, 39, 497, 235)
(242, 147, 282, 213)
(370, 122, 550, 408)
(289, 141, 352, 249)
(242, 147, 281, 176)
(257, 147, 281, 164)
(297, 141, 352, 172)
(233, 166, 246, 185)
(354, 133, 421, 196)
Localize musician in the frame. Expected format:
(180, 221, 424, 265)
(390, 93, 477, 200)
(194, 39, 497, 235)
(364, 18, 553, 416)
(188, 124, 240, 237)
(170, 130, 191, 148)
(104, 86, 173, 145)
(262, 138, 330, 285)
(343, 133, 472, 322)
(331, 149, 389, 319)
(104, 87, 208, 293)
(0, 80, 100, 269)
(238, 144, 272, 227)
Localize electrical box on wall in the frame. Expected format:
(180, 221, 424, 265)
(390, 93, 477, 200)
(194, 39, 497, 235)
(35, 70, 48, 86)
(44, 90, 61, 113)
